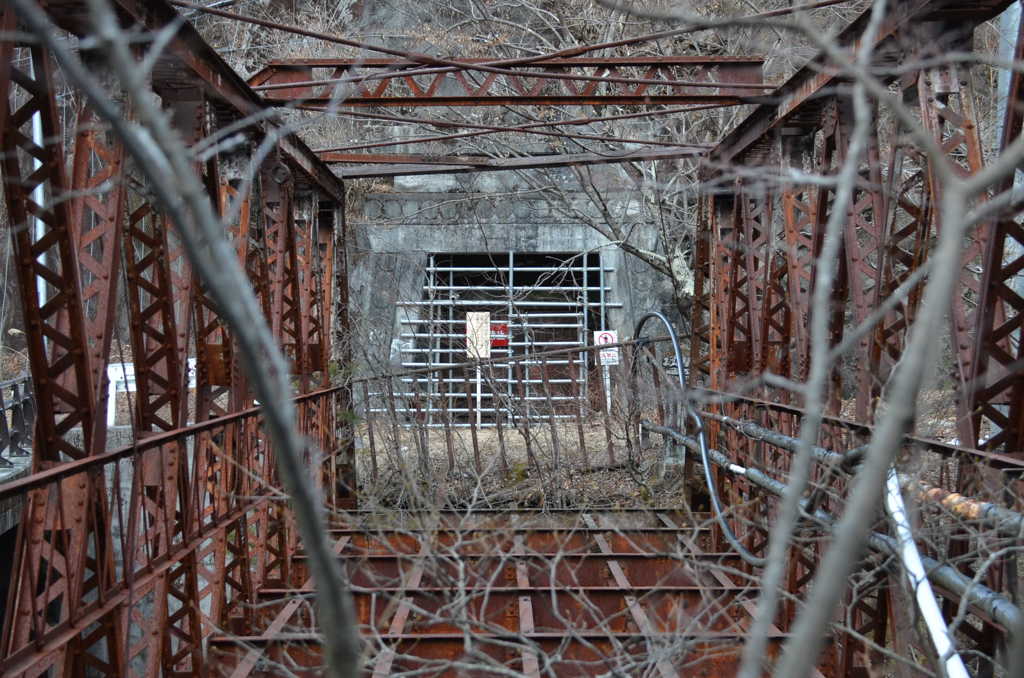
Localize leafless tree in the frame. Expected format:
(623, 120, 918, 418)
(3, 1, 1024, 677)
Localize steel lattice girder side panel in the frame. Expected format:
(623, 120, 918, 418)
(0, 3, 350, 676)
(0, 31, 124, 676)
(121, 97, 205, 675)
(963, 13, 1024, 459)
(696, 14, 1020, 675)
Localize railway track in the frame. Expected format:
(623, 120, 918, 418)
(209, 509, 798, 677)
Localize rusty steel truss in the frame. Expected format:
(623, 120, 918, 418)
(249, 56, 767, 107)
(0, 0, 350, 674)
(0, 0, 1023, 676)
(688, 0, 1024, 674)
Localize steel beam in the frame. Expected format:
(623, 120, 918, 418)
(0, 35, 123, 675)
(332, 147, 706, 178)
(249, 56, 764, 108)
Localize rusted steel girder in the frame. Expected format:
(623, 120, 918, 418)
(964, 10, 1024, 459)
(0, 387, 344, 676)
(119, 97, 210, 675)
(0, 2, 350, 675)
(249, 56, 764, 107)
(0, 33, 124, 675)
(694, 1, 1022, 672)
(707, 0, 1015, 173)
(332, 147, 707, 178)
(43, 0, 344, 202)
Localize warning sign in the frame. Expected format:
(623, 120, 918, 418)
(490, 323, 509, 348)
(466, 312, 491, 359)
(594, 330, 619, 365)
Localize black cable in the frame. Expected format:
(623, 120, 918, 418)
(686, 408, 767, 567)
(633, 311, 766, 567)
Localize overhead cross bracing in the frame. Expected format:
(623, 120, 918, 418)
(0, 0, 1023, 676)
(247, 56, 768, 107)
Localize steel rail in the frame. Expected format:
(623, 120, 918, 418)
(0, 386, 341, 501)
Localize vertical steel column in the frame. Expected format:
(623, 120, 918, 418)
(812, 101, 849, 417)
(262, 165, 290, 344)
(281, 186, 308, 390)
(194, 152, 259, 637)
(866, 85, 934, 417)
(68, 103, 127, 455)
(255, 164, 299, 585)
(723, 187, 753, 378)
(707, 193, 734, 394)
(832, 100, 887, 421)
(741, 187, 770, 378)
(913, 61, 990, 452)
(781, 136, 818, 385)
(687, 190, 712, 386)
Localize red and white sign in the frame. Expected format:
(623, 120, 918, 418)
(594, 330, 619, 365)
(490, 323, 509, 348)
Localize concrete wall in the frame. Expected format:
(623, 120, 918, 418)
(347, 168, 674, 372)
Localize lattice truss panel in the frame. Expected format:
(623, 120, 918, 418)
(688, 8, 1024, 677)
(0, 7, 347, 676)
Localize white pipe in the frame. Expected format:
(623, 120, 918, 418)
(884, 468, 970, 678)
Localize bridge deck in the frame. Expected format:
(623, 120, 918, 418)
(208, 509, 795, 677)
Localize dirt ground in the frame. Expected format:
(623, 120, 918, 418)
(353, 419, 694, 510)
